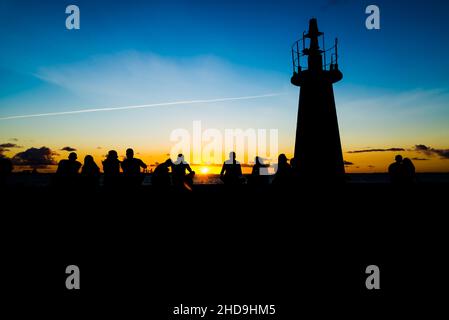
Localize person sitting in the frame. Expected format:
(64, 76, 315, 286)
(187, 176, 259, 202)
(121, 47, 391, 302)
(250, 156, 269, 185)
(81, 155, 100, 189)
(102, 150, 121, 188)
(401, 157, 416, 184)
(272, 154, 292, 186)
(172, 154, 195, 190)
(220, 152, 244, 185)
(152, 159, 173, 188)
(388, 155, 403, 184)
(56, 152, 81, 187)
(121, 148, 147, 187)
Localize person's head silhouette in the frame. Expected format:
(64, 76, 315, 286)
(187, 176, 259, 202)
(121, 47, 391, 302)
(395, 155, 403, 163)
(278, 153, 288, 165)
(84, 155, 94, 165)
(126, 148, 134, 159)
(68, 152, 77, 161)
(107, 150, 118, 160)
(176, 154, 185, 164)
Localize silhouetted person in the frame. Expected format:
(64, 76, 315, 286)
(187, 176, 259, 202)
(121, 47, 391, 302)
(402, 158, 416, 184)
(250, 156, 269, 185)
(0, 157, 13, 187)
(172, 154, 195, 190)
(152, 159, 173, 188)
(121, 148, 147, 187)
(81, 155, 100, 189)
(220, 152, 243, 185)
(56, 152, 81, 187)
(102, 150, 121, 188)
(290, 157, 300, 180)
(57, 152, 82, 175)
(272, 154, 293, 186)
(388, 155, 403, 184)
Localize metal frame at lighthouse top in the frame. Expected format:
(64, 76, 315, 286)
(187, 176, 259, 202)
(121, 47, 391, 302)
(291, 31, 339, 74)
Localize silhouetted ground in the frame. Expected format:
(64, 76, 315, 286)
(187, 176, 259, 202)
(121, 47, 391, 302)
(2, 177, 448, 316)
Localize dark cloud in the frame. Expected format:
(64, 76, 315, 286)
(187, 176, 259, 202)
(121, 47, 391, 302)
(9, 138, 19, 142)
(347, 148, 405, 154)
(414, 144, 430, 152)
(412, 157, 429, 161)
(435, 150, 449, 159)
(12, 147, 58, 168)
(0, 143, 21, 158)
(343, 160, 354, 166)
(0, 143, 20, 148)
(61, 146, 77, 152)
(414, 144, 449, 159)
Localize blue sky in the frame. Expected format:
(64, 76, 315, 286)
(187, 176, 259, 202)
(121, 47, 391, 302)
(1, 0, 449, 171)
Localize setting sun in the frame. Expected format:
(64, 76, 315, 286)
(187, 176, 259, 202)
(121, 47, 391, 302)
(200, 167, 210, 174)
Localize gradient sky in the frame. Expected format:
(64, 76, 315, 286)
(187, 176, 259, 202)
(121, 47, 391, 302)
(1, 0, 449, 173)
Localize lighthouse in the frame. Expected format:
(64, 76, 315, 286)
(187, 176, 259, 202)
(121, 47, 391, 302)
(291, 18, 345, 183)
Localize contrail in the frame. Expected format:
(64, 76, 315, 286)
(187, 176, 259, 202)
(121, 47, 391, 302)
(0, 93, 282, 120)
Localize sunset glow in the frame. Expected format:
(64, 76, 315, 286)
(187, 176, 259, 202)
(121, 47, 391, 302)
(1, 0, 449, 174)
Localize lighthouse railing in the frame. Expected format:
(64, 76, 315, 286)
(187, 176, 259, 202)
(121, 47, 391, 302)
(322, 43, 339, 70)
(291, 38, 307, 74)
(291, 37, 339, 73)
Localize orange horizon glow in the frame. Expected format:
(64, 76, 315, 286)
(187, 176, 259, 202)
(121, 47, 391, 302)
(5, 147, 449, 174)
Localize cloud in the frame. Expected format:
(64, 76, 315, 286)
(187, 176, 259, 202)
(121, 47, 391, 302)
(414, 144, 430, 152)
(347, 148, 405, 154)
(412, 157, 429, 161)
(414, 144, 449, 159)
(0, 143, 21, 158)
(61, 146, 77, 152)
(12, 147, 58, 168)
(343, 160, 354, 166)
(0, 143, 20, 149)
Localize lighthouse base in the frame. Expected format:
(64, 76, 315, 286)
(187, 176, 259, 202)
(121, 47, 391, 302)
(293, 76, 345, 183)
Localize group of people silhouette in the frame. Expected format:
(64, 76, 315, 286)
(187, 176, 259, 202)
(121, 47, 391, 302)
(55, 148, 149, 189)
(0, 149, 419, 190)
(52, 149, 298, 190)
(388, 155, 416, 184)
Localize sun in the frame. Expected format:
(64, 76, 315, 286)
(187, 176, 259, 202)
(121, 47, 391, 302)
(200, 167, 210, 174)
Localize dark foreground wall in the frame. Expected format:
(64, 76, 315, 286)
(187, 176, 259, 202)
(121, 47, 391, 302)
(2, 183, 448, 316)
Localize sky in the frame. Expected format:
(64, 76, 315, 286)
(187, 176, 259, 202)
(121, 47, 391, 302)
(1, 0, 449, 173)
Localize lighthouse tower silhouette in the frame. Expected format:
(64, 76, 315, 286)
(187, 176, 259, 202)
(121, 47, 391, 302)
(291, 18, 345, 182)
